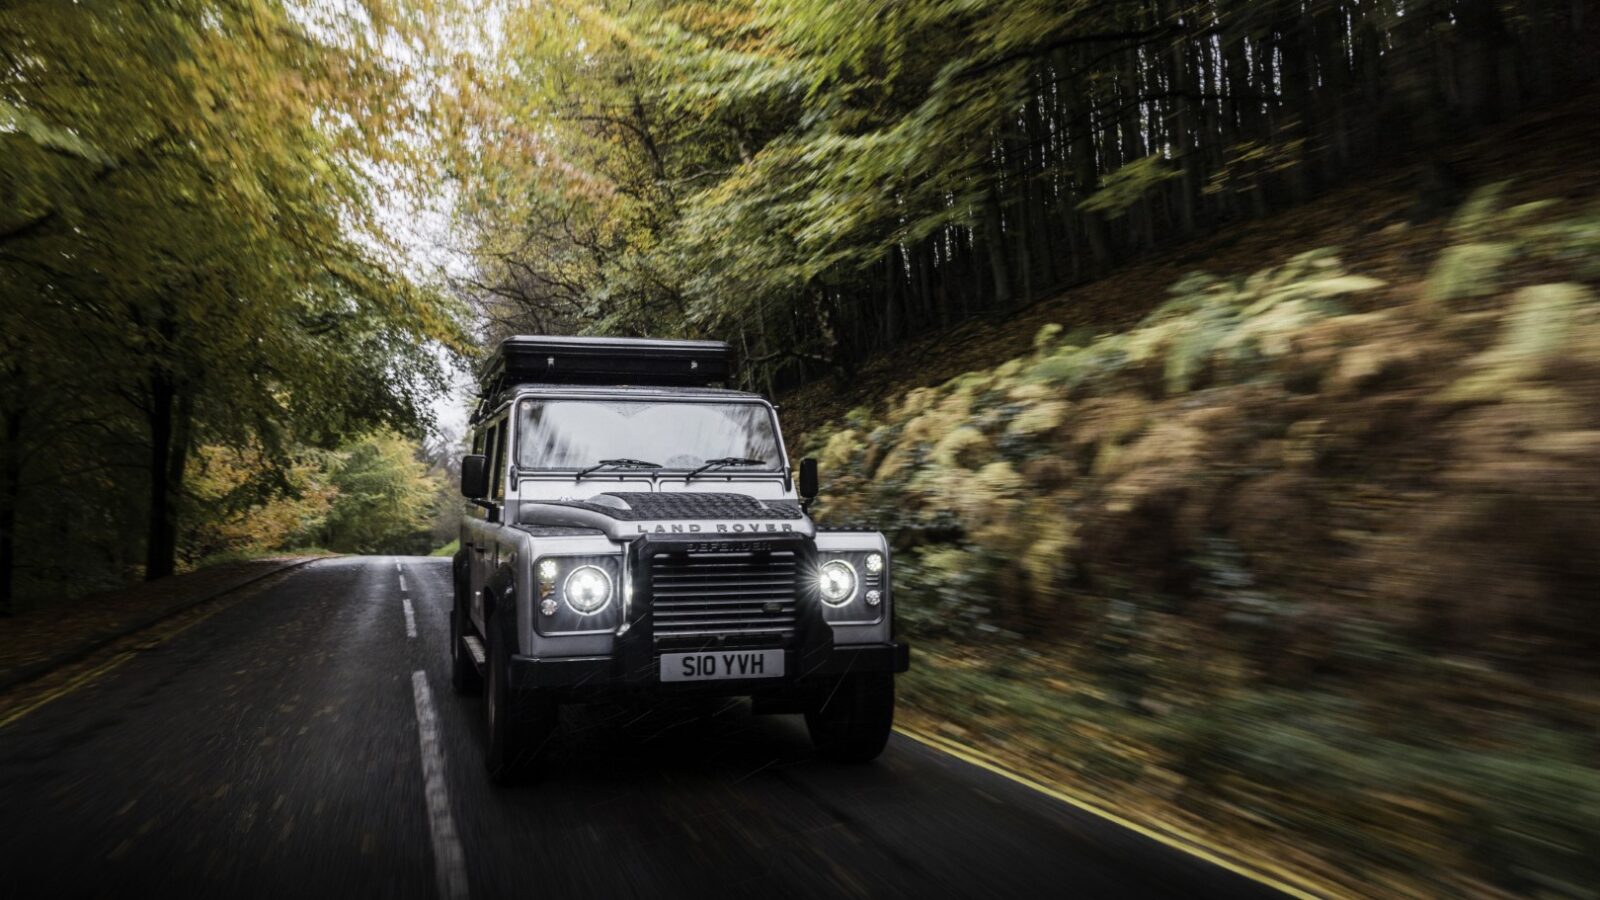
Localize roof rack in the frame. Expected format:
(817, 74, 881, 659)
(472, 335, 732, 422)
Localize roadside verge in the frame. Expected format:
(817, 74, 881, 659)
(0, 557, 322, 696)
(895, 722, 1341, 900)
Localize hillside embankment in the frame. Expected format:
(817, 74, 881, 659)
(789, 110, 1600, 896)
(782, 92, 1600, 438)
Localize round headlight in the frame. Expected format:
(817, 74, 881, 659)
(563, 565, 612, 614)
(818, 560, 857, 606)
(865, 553, 884, 574)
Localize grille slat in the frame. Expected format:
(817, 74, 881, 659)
(656, 605, 793, 621)
(654, 599, 797, 610)
(650, 548, 800, 643)
(654, 587, 795, 600)
(652, 576, 795, 588)
(652, 567, 797, 578)
(656, 608, 793, 624)
(654, 627, 792, 638)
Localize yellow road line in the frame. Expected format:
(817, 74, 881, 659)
(0, 586, 254, 731)
(0, 652, 138, 730)
(894, 724, 1337, 900)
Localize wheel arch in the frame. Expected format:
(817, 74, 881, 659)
(484, 562, 519, 641)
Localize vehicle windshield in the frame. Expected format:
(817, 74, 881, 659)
(515, 398, 782, 471)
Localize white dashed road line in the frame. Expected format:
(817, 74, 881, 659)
(403, 598, 418, 639)
(399, 573, 409, 593)
(410, 671, 469, 900)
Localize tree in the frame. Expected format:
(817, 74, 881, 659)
(450, 0, 1594, 395)
(321, 432, 443, 555)
(1, 0, 466, 603)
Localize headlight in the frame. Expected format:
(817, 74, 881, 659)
(818, 559, 858, 605)
(564, 565, 612, 614)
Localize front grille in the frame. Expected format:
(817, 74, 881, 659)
(649, 548, 799, 643)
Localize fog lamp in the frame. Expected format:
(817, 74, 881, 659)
(538, 558, 558, 599)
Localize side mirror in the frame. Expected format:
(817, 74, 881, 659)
(460, 454, 489, 499)
(797, 457, 819, 505)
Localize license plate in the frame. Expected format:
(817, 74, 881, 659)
(660, 649, 784, 683)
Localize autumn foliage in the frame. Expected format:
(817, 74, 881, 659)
(798, 194, 1600, 896)
(1, 2, 466, 607)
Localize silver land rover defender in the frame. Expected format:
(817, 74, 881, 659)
(452, 336, 909, 782)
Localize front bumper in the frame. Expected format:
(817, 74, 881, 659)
(509, 641, 910, 696)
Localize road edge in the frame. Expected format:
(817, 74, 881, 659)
(0, 557, 323, 697)
(894, 724, 1345, 900)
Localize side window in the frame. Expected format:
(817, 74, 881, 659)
(491, 418, 508, 500)
(482, 423, 500, 502)
(471, 427, 485, 455)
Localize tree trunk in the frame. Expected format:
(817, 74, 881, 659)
(1277, 18, 1316, 204)
(143, 297, 196, 581)
(982, 192, 1013, 308)
(1024, 89, 1059, 289)
(1160, 0, 1199, 236)
(915, 239, 935, 331)
(1221, 19, 1268, 218)
(1197, 20, 1225, 203)
(1063, 54, 1114, 274)
(1254, 30, 1282, 208)
(1453, 0, 1514, 126)
(144, 366, 177, 580)
(884, 244, 901, 344)
(1118, 50, 1155, 251)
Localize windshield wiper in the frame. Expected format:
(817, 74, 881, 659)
(575, 458, 662, 481)
(683, 456, 766, 483)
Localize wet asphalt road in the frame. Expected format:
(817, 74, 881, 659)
(0, 557, 1286, 899)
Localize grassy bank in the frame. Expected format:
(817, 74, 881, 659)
(900, 642, 1597, 898)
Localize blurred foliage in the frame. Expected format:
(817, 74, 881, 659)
(186, 445, 339, 561)
(450, 0, 1595, 395)
(321, 432, 446, 556)
(185, 431, 447, 561)
(1, 1, 468, 607)
(1078, 156, 1183, 217)
(904, 652, 1599, 897)
(1425, 183, 1565, 307)
(805, 207, 1600, 896)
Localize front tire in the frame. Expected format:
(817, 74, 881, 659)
(806, 672, 895, 763)
(484, 609, 556, 784)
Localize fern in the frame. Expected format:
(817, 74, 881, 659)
(1424, 241, 1518, 306)
(1444, 283, 1598, 402)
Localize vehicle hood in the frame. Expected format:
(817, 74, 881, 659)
(516, 491, 814, 540)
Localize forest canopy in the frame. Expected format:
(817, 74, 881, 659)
(453, 0, 1595, 393)
(4, 0, 1595, 609)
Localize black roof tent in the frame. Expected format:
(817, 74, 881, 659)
(473, 335, 732, 422)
